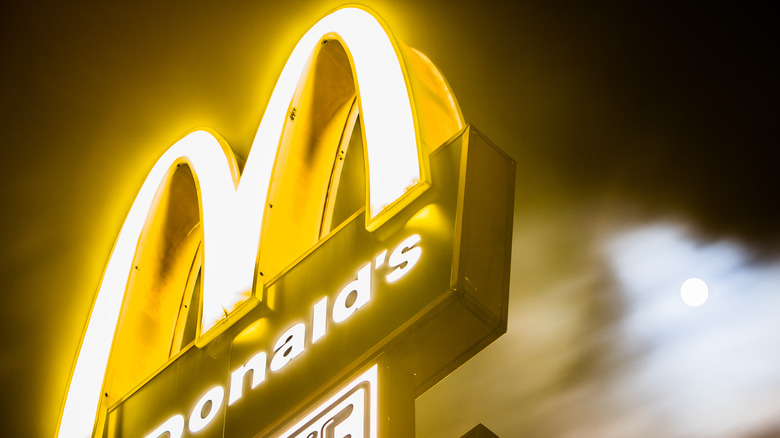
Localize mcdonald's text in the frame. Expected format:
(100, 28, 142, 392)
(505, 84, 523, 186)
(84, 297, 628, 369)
(145, 235, 422, 438)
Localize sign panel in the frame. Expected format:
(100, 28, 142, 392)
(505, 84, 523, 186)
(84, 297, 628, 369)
(106, 127, 513, 438)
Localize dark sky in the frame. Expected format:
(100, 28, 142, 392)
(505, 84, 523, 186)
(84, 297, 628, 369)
(1, 1, 777, 437)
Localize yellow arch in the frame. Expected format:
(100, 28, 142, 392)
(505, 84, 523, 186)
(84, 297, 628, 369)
(57, 6, 463, 437)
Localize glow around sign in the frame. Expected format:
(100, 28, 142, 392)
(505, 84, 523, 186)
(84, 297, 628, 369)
(146, 236, 421, 437)
(59, 5, 516, 438)
(58, 6, 465, 436)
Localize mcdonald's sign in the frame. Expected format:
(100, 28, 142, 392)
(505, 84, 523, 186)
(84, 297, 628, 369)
(58, 6, 514, 438)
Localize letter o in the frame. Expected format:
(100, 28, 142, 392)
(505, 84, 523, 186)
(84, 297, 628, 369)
(145, 415, 184, 438)
(189, 386, 224, 433)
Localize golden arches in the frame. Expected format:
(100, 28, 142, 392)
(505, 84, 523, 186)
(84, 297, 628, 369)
(58, 6, 463, 437)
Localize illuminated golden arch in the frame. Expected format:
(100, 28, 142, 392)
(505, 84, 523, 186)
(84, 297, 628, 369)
(57, 6, 463, 437)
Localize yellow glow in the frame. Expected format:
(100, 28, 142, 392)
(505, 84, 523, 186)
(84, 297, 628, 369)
(408, 47, 464, 134)
(239, 6, 423, 226)
(58, 130, 241, 438)
(59, 7, 462, 437)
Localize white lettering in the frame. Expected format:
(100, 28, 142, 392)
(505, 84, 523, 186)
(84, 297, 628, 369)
(270, 323, 306, 372)
(375, 250, 387, 268)
(312, 297, 328, 343)
(145, 415, 184, 438)
(146, 236, 421, 436)
(188, 386, 224, 433)
(386, 234, 422, 283)
(332, 264, 372, 323)
(228, 351, 268, 405)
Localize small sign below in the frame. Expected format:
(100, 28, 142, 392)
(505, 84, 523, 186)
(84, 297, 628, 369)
(275, 365, 377, 438)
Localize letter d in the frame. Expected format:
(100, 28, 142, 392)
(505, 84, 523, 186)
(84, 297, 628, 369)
(332, 264, 371, 323)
